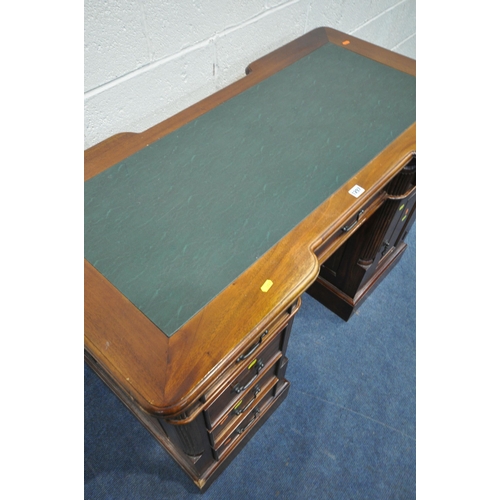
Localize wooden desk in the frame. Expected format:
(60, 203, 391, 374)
(84, 27, 416, 491)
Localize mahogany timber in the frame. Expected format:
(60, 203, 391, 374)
(85, 26, 416, 420)
(84, 28, 415, 181)
(85, 348, 290, 491)
(308, 158, 416, 320)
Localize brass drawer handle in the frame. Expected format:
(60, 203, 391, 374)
(236, 330, 268, 363)
(342, 209, 364, 233)
(232, 359, 264, 394)
(236, 407, 261, 435)
(233, 385, 261, 416)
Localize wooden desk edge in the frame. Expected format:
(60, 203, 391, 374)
(84, 27, 416, 419)
(84, 27, 414, 181)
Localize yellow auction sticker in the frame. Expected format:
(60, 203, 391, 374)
(260, 279, 273, 292)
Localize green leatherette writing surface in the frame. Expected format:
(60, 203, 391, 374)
(84, 43, 416, 337)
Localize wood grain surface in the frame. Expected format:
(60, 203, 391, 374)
(84, 27, 416, 419)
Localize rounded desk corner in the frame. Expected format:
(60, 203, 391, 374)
(244, 27, 330, 78)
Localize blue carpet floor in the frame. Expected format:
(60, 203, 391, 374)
(85, 225, 416, 499)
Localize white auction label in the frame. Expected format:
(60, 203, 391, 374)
(348, 185, 365, 198)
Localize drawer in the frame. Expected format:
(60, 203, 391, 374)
(314, 190, 386, 264)
(203, 330, 283, 429)
(211, 377, 279, 460)
(207, 359, 280, 445)
(201, 299, 299, 405)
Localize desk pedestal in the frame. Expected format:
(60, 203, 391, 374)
(307, 157, 416, 320)
(86, 302, 297, 492)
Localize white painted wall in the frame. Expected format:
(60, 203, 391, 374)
(84, 0, 416, 149)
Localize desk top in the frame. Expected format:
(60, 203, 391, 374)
(84, 27, 416, 417)
(85, 42, 415, 338)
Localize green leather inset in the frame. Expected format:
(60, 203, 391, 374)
(85, 43, 416, 337)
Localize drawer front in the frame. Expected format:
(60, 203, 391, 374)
(201, 298, 299, 405)
(314, 190, 386, 264)
(212, 378, 279, 460)
(203, 329, 283, 428)
(207, 360, 280, 445)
